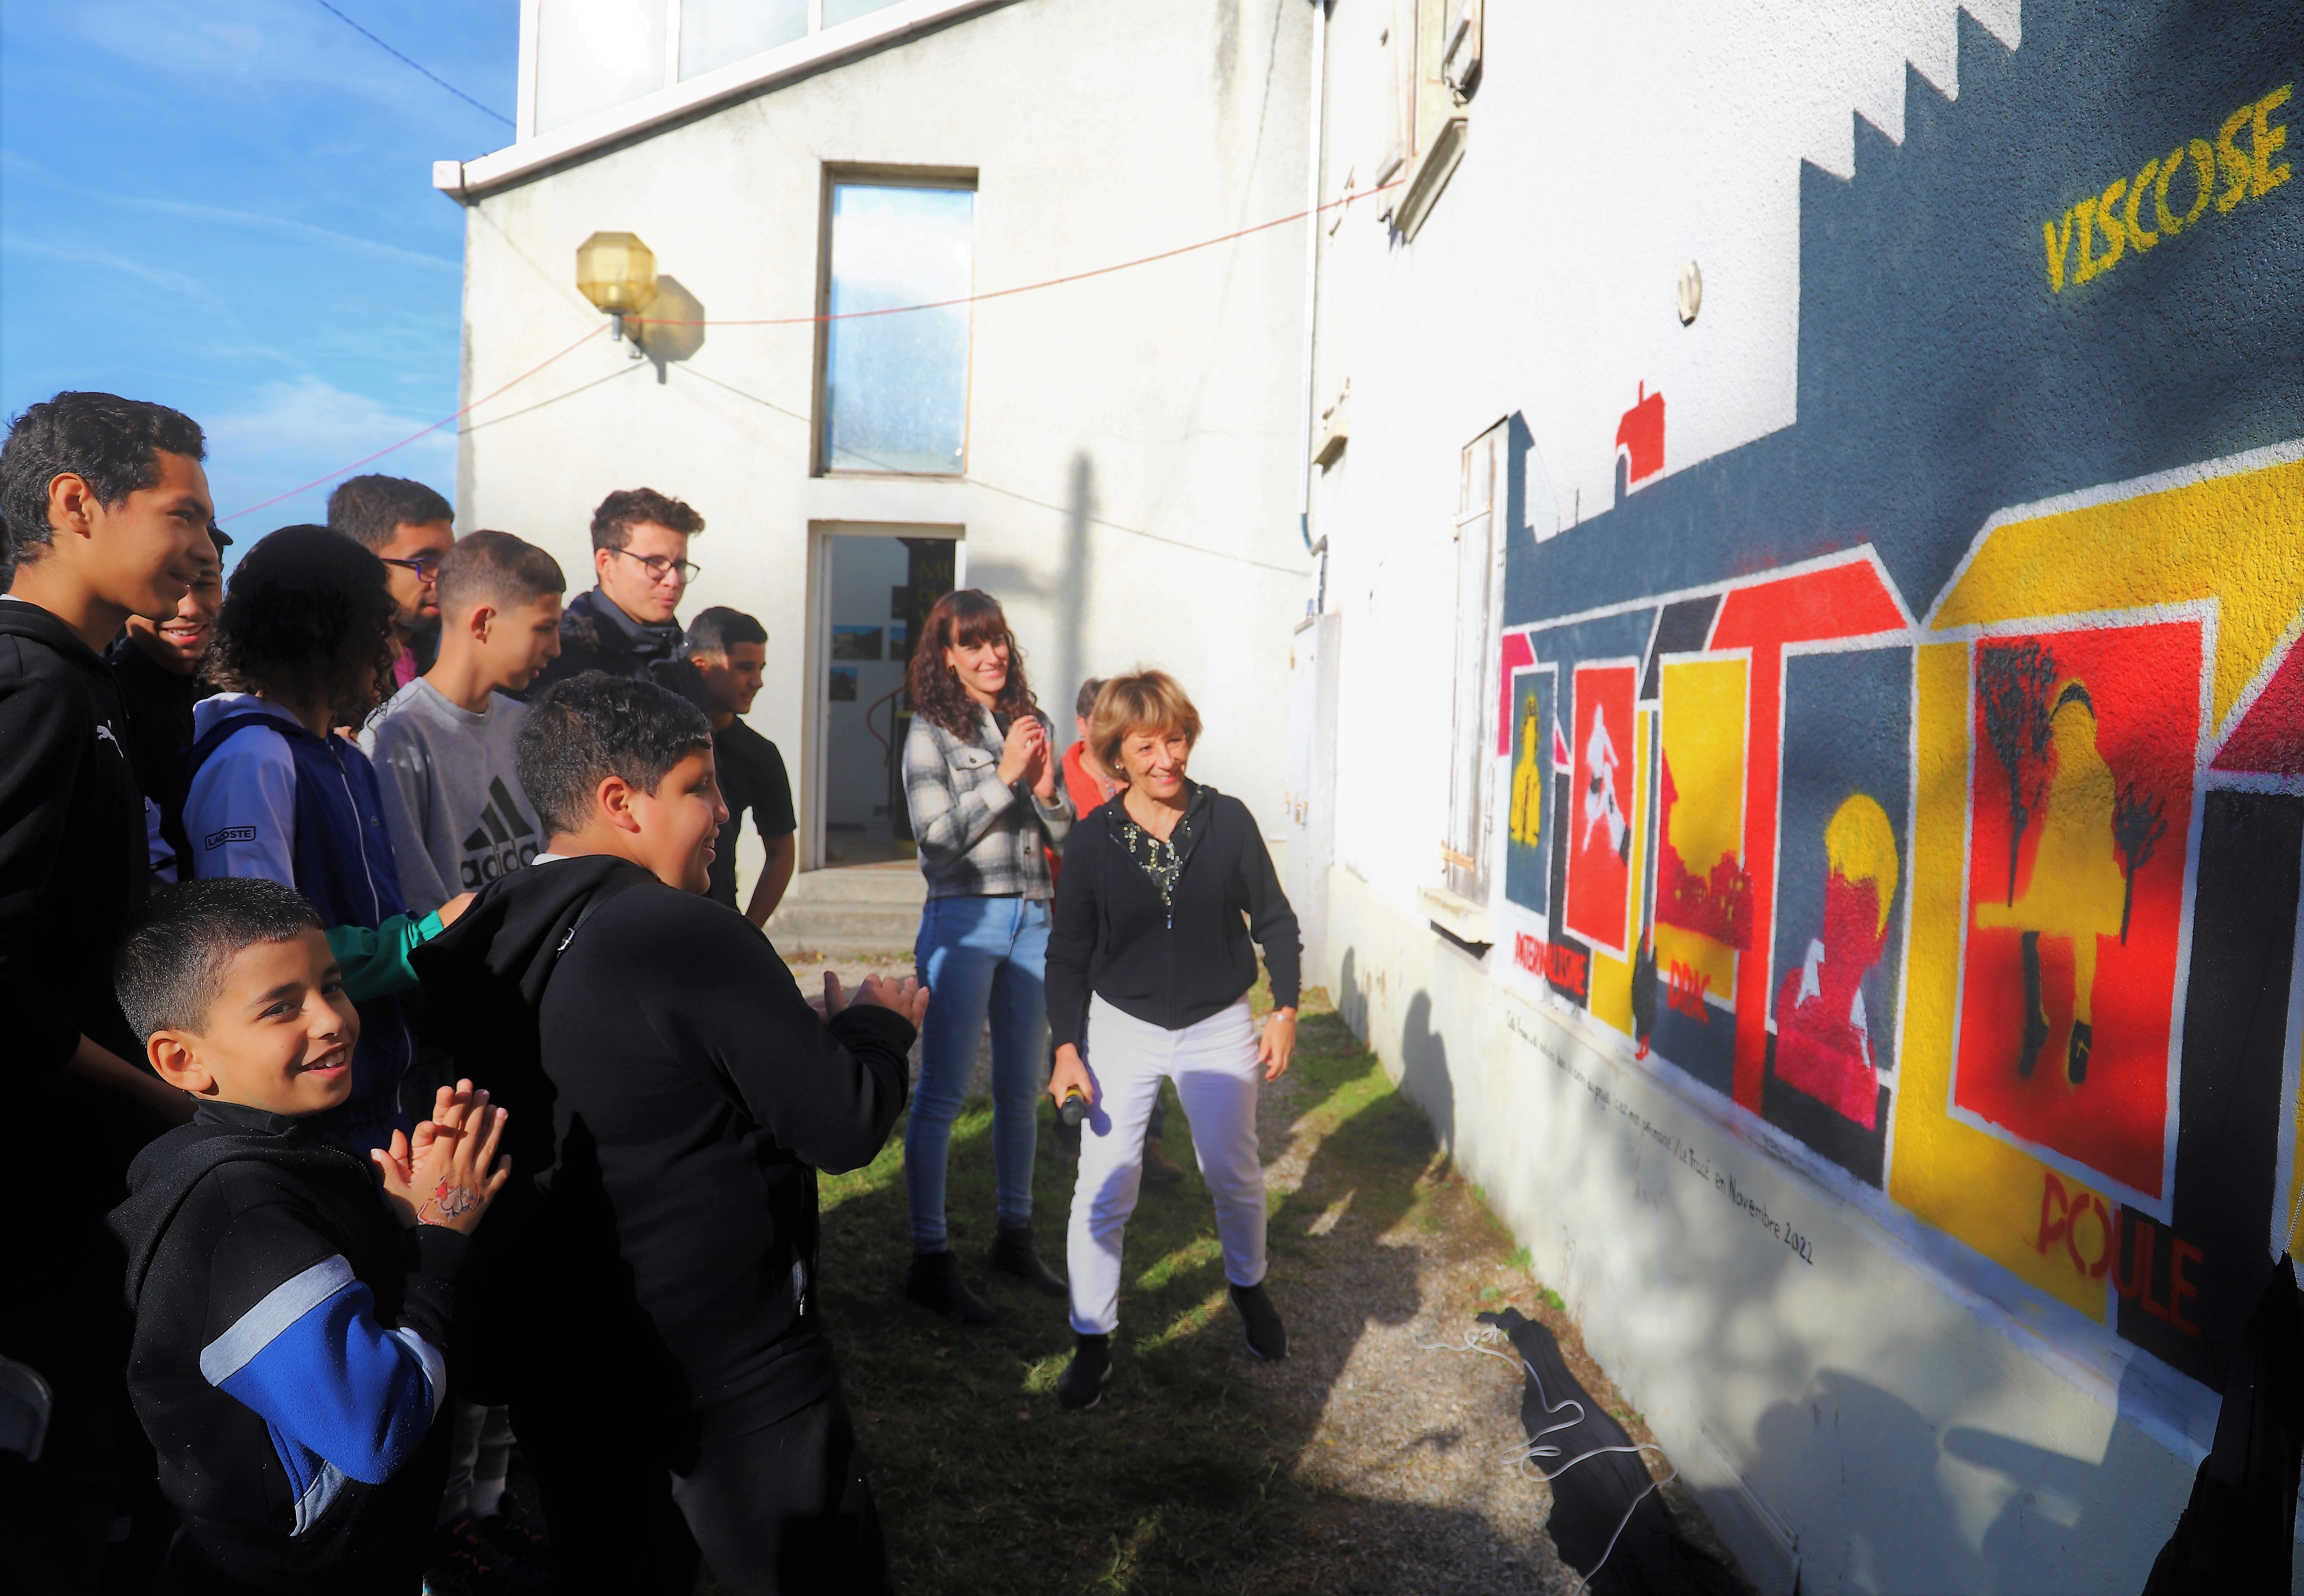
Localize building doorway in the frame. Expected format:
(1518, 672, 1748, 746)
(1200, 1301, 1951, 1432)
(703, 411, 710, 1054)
(808, 524, 959, 868)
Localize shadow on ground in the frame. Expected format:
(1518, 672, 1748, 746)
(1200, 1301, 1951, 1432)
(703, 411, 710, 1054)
(804, 987, 1559, 1594)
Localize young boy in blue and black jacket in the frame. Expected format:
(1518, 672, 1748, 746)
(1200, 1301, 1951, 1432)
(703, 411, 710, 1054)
(108, 877, 509, 1594)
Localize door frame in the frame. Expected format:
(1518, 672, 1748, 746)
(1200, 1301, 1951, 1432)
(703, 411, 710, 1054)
(802, 520, 966, 872)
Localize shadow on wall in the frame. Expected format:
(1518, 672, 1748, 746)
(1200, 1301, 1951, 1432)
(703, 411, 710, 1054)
(965, 450, 1094, 715)
(1333, 935, 2191, 1591)
(636, 275, 705, 384)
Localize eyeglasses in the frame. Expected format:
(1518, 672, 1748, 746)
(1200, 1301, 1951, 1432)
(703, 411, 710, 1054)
(608, 546, 701, 585)
(379, 552, 445, 579)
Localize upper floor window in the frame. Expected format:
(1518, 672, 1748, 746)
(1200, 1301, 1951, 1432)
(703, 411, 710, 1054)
(534, 0, 909, 136)
(818, 178, 975, 477)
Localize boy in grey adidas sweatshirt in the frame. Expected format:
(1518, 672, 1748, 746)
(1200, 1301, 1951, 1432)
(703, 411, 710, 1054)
(364, 532, 565, 915)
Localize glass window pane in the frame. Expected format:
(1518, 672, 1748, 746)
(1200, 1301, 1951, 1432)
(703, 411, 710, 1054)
(822, 0, 905, 26)
(823, 185, 974, 476)
(536, 0, 666, 134)
(679, 0, 808, 79)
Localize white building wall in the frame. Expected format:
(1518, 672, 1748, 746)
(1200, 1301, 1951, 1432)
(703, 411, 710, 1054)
(449, 0, 1317, 852)
(1303, 0, 2304, 1590)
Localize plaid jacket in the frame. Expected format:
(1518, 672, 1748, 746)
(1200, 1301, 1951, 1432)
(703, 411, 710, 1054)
(903, 708, 1073, 900)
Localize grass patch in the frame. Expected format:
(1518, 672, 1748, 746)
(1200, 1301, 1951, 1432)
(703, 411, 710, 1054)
(810, 981, 1444, 1594)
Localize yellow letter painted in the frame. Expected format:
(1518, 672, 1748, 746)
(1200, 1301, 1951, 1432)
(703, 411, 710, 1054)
(2155, 146, 2189, 234)
(2218, 101, 2253, 212)
(2042, 211, 2073, 291)
(2125, 158, 2159, 251)
(2184, 139, 2215, 227)
(2096, 176, 2128, 272)
(2072, 196, 2101, 282)
(2254, 83, 2292, 198)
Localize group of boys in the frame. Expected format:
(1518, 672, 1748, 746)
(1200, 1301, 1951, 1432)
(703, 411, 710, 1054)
(0, 390, 894, 1596)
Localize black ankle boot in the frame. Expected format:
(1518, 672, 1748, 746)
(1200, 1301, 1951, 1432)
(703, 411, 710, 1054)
(905, 1249, 995, 1324)
(1057, 1333, 1111, 1411)
(989, 1223, 1067, 1298)
(1230, 1281, 1287, 1361)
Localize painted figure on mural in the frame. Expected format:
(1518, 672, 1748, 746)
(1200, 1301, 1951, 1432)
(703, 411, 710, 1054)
(1582, 706, 1629, 861)
(1774, 793, 1898, 1128)
(1510, 696, 1542, 847)
(1975, 681, 2129, 1086)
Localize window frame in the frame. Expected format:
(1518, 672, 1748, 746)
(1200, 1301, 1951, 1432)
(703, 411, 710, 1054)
(811, 165, 981, 481)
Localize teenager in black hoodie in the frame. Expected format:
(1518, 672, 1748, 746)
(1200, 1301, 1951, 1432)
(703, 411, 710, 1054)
(0, 391, 216, 1589)
(414, 672, 925, 1596)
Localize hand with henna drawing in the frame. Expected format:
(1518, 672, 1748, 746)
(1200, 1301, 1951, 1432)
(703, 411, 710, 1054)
(371, 1076, 513, 1234)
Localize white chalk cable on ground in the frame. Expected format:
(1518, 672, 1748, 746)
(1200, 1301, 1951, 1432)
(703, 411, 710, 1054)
(1417, 1323, 1680, 1596)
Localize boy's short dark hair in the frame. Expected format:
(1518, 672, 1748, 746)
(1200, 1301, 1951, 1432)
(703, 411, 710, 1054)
(116, 878, 322, 1041)
(1075, 677, 1106, 721)
(327, 474, 455, 551)
(208, 525, 399, 727)
(685, 606, 766, 658)
(590, 487, 704, 552)
(436, 530, 566, 617)
(0, 391, 207, 567)
(518, 672, 715, 835)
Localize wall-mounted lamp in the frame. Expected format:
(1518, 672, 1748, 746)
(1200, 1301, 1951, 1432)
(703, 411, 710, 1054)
(576, 230, 658, 357)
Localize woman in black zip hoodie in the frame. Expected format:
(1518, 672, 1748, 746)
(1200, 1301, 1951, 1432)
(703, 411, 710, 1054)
(1043, 671, 1301, 1410)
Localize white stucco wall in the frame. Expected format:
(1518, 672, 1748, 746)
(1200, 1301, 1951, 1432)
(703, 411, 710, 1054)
(1300, 0, 2304, 1590)
(450, 0, 1316, 851)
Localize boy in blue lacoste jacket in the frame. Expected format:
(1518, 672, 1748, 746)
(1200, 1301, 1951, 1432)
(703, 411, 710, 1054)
(107, 877, 509, 1594)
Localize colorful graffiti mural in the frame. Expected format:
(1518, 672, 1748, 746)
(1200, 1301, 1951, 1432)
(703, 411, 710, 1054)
(1493, 3, 2303, 1394)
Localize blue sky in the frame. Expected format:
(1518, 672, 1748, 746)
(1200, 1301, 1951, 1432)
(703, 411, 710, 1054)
(0, 1, 518, 533)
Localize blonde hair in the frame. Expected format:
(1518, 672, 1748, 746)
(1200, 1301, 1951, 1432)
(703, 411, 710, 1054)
(1091, 670, 1202, 771)
(1825, 793, 1898, 935)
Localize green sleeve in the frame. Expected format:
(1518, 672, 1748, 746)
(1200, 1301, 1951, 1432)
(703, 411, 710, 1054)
(325, 911, 446, 1002)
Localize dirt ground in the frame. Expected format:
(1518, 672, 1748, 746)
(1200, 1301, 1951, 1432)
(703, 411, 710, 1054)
(762, 956, 1752, 1596)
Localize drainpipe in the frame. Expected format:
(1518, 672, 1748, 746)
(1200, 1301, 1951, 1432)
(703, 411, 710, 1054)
(1296, 0, 1329, 611)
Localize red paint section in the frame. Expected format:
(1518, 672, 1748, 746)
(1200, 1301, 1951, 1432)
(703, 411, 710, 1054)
(1709, 555, 1908, 1111)
(1564, 663, 1639, 955)
(1773, 874, 1889, 1128)
(1498, 633, 1535, 756)
(1656, 753, 1755, 948)
(1954, 620, 2200, 1199)
(2210, 634, 2304, 776)
(1615, 382, 1666, 486)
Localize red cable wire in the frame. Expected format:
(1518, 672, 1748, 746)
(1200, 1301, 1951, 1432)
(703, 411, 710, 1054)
(219, 323, 607, 521)
(221, 177, 1400, 520)
(629, 178, 1403, 328)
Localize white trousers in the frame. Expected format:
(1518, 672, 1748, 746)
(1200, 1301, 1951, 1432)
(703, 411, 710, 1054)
(1067, 994, 1268, 1335)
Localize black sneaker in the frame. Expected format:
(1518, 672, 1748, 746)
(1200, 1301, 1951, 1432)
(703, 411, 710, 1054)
(989, 1223, 1068, 1298)
(426, 1514, 551, 1596)
(1056, 1333, 1112, 1411)
(1141, 1135, 1185, 1187)
(1230, 1281, 1287, 1361)
(905, 1248, 997, 1323)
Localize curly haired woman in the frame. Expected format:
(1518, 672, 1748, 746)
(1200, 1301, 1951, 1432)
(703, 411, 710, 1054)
(898, 589, 1075, 1321)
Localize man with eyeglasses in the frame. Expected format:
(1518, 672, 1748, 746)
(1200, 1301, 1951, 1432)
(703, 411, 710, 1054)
(327, 474, 457, 692)
(527, 486, 708, 708)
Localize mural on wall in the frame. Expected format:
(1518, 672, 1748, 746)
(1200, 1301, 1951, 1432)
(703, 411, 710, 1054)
(1492, 0, 2303, 1393)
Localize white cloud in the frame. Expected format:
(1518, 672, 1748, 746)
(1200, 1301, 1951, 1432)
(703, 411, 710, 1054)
(206, 375, 456, 529)
(0, 234, 232, 312)
(109, 197, 461, 275)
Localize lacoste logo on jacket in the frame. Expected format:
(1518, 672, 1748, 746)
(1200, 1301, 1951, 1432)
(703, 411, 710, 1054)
(461, 776, 540, 889)
(205, 826, 257, 849)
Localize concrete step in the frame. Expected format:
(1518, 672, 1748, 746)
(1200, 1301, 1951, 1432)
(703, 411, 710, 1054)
(764, 864, 927, 954)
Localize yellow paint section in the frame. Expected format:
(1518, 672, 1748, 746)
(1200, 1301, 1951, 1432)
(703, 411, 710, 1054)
(1934, 455, 2304, 732)
(1660, 658, 1748, 879)
(1888, 642, 2109, 1318)
(1826, 794, 1899, 937)
(1587, 708, 1650, 1037)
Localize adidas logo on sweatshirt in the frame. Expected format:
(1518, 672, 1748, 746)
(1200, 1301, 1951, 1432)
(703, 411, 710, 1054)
(460, 776, 541, 889)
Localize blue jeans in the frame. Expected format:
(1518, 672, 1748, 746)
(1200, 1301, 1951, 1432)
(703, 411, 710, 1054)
(907, 895, 1051, 1251)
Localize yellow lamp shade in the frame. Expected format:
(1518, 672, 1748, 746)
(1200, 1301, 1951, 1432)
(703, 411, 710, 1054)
(575, 231, 659, 315)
